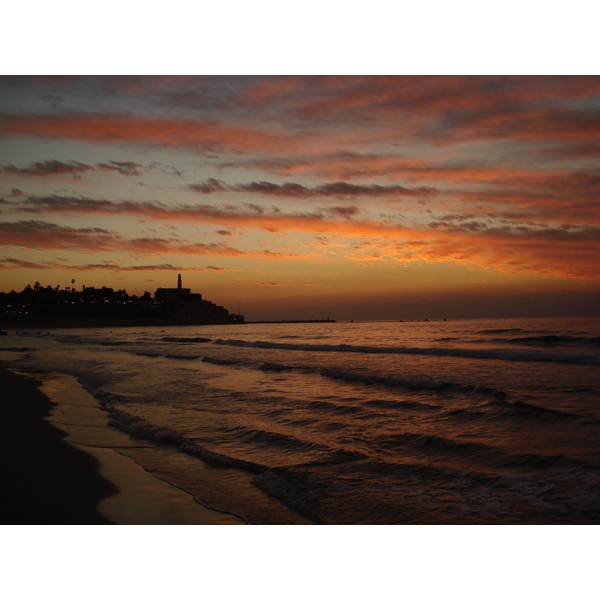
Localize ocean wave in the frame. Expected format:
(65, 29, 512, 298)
(320, 367, 507, 398)
(161, 336, 211, 343)
(94, 390, 133, 406)
(56, 336, 131, 346)
(503, 335, 600, 348)
(440, 407, 487, 421)
(107, 409, 265, 473)
(376, 431, 505, 461)
(223, 423, 327, 453)
(507, 400, 583, 422)
(475, 328, 523, 334)
(440, 402, 591, 426)
(221, 424, 367, 464)
(165, 354, 200, 360)
(361, 398, 439, 411)
(485, 397, 590, 423)
(260, 362, 294, 372)
(374, 431, 599, 475)
(213, 338, 600, 365)
(202, 356, 241, 365)
(303, 398, 366, 415)
(0, 347, 33, 352)
(498, 452, 591, 470)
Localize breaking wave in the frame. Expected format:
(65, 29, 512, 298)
(108, 409, 265, 472)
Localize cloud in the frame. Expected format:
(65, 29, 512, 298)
(190, 178, 438, 198)
(96, 160, 143, 176)
(1, 159, 93, 177)
(2, 77, 599, 285)
(1, 159, 144, 179)
(325, 205, 360, 218)
(0, 220, 118, 251)
(3, 77, 599, 163)
(13, 195, 367, 232)
(0, 113, 284, 152)
(0, 257, 239, 273)
(190, 178, 228, 193)
(6, 191, 600, 277)
(20, 195, 115, 211)
(0, 257, 52, 269)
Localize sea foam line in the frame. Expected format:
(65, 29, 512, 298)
(107, 409, 265, 473)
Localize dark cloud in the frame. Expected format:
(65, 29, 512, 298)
(127, 237, 173, 253)
(316, 182, 435, 197)
(118, 263, 181, 271)
(326, 206, 361, 218)
(189, 178, 228, 193)
(22, 195, 114, 210)
(190, 179, 437, 198)
(177, 241, 247, 256)
(1, 159, 92, 177)
(0, 220, 111, 235)
(236, 181, 309, 196)
(243, 203, 266, 214)
(0, 257, 52, 269)
(12, 195, 338, 230)
(0, 258, 235, 273)
(70, 263, 121, 270)
(1, 159, 144, 178)
(96, 160, 142, 176)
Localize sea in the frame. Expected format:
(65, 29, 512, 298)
(2, 316, 600, 524)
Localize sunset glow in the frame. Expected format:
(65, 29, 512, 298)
(1, 75, 599, 320)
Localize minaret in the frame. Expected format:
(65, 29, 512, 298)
(177, 274, 182, 290)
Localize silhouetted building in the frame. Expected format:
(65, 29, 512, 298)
(155, 275, 244, 324)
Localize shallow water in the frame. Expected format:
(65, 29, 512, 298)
(3, 316, 600, 523)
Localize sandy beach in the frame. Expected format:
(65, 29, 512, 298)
(0, 364, 244, 525)
(0, 365, 117, 524)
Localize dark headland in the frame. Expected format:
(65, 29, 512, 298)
(0, 275, 338, 330)
(0, 274, 245, 330)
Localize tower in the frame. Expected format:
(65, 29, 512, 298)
(178, 274, 182, 290)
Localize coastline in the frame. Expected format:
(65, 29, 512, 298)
(0, 364, 244, 525)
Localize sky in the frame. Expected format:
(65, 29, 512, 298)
(1, 75, 600, 321)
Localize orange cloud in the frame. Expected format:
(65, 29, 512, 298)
(0, 114, 284, 152)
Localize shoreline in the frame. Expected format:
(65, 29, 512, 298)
(0, 364, 244, 525)
(0, 365, 115, 524)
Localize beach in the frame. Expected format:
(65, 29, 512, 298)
(0, 366, 116, 524)
(0, 364, 244, 525)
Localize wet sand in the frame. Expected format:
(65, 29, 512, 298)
(0, 365, 244, 524)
